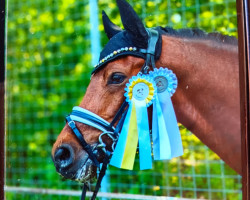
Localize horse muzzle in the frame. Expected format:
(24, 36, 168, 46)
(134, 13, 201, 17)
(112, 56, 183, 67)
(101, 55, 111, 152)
(52, 143, 100, 183)
(52, 105, 125, 183)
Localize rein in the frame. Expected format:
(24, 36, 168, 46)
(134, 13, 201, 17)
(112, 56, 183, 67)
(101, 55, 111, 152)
(66, 29, 160, 200)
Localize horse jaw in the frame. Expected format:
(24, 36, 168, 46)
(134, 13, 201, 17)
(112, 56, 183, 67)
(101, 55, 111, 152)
(74, 159, 97, 183)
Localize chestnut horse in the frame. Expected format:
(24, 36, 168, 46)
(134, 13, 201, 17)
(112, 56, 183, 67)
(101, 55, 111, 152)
(52, 0, 240, 185)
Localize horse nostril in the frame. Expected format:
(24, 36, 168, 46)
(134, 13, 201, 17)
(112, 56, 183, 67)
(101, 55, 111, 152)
(54, 144, 74, 169)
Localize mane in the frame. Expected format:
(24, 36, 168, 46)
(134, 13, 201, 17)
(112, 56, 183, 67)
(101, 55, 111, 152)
(159, 26, 238, 46)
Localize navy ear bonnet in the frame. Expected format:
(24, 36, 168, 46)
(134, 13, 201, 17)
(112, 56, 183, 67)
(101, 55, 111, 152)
(92, 27, 163, 75)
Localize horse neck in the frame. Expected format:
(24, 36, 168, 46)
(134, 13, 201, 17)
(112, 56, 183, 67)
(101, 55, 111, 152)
(157, 35, 241, 174)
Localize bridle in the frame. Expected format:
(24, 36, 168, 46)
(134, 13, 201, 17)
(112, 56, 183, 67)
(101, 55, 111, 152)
(66, 29, 160, 200)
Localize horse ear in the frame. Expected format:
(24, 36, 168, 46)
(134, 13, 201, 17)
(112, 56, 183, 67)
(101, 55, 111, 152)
(102, 11, 122, 39)
(116, 0, 148, 48)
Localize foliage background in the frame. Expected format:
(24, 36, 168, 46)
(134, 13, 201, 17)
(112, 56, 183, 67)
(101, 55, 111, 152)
(6, 0, 241, 199)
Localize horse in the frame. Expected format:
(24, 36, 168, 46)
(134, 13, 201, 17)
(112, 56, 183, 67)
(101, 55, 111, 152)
(52, 0, 240, 188)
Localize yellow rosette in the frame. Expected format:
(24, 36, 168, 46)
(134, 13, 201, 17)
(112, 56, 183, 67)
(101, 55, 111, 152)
(110, 74, 156, 170)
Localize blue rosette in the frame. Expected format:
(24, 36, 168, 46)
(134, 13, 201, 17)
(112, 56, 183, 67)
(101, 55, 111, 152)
(149, 67, 177, 96)
(149, 67, 183, 160)
(110, 74, 156, 170)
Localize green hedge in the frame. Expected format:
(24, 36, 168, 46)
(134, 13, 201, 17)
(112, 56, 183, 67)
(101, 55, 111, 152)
(6, 0, 240, 199)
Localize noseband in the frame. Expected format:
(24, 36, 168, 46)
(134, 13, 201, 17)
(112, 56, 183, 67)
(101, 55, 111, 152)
(66, 29, 160, 200)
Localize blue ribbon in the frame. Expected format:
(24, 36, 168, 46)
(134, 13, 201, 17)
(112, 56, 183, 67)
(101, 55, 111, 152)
(134, 99, 152, 170)
(158, 90, 183, 158)
(152, 95, 171, 160)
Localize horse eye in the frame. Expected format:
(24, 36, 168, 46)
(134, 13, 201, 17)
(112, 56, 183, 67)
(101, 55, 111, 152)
(108, 73, 126, 85)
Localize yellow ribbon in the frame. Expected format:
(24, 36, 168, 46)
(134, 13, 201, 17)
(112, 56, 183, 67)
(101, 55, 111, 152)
(121, 102, 138, 170)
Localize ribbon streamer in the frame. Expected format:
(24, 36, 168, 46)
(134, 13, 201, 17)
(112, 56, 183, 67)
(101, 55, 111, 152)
(134, 99, 152, 170)
(152, 95, 171, 160)
(110, 102, 138, 169)
(159, 90, 183, 158)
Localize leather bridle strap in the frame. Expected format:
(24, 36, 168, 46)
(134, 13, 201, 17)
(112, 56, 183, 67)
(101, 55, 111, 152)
(66, 116, 100, 167)
(66, 106, 124, 200)
(140, 29, 159, 73)
(81, 151, 111, 200)
(66, 106, 115, 167)
(109, 101, 128, 131)
(89, 151, 111, 200)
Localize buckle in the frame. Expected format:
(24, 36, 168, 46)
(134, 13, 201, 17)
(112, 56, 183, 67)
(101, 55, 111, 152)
(67, 120, 76, 128)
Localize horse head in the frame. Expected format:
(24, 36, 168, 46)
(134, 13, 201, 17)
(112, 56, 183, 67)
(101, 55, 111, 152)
(52, 0, 241, 185)
(51, 0, 158, 182)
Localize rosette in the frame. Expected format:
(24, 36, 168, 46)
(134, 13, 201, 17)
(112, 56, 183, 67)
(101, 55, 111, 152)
(149, 67, 183, 160)
(110, 74, 156, 170)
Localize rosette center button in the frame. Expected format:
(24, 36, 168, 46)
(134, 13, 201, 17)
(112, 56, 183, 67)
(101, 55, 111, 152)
(132, 83, 149, 101)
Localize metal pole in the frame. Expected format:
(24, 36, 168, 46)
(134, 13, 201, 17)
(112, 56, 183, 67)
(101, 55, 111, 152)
(236, 0, 250, 199)
(0, 0, 6, 199)
(89, 1, 109, 199)
(89, 0, 101, 66)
